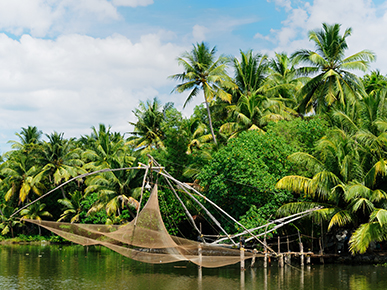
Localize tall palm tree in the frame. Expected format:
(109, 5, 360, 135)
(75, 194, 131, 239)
(170, 42, 236, 144)
(292, 23, 375, 114)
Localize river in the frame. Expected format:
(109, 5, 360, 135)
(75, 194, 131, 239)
(1, 244, 387, 290)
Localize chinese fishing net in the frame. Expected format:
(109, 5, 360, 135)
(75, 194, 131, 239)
(25, 184, 255, 268)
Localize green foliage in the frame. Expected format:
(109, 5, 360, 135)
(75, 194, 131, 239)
(79, 192, 109, 224)
(198, 130, 296, 225)
(266, 117, 329, 154)
(237, 205, 277, 238)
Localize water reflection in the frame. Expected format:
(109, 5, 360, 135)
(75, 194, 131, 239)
(1, 245, 387, 290)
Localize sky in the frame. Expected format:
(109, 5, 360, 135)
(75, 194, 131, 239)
(0, 0, 387, 152)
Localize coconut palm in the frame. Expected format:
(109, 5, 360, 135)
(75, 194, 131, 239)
(8, 126, 43, 153)
(362, 70, 387, 97)
(82, 125, 138, 219)
(0, 204, 21, 237)
(170, 42, 236, 144)
(57, 191, 83, 223)
(219, 93, 296, 139)
(20, 202, 52, 235)
(264, 52, 305, 108)
(0, 152, 43, 204)
(36, 132, 85, 199)
(276, 125, 387, 253)
(233, 50, 268, 98)
(292, 23, 375, 114)
(127, 99, 172, 154)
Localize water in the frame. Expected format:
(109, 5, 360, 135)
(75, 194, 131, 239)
(1, 244, 387, 290)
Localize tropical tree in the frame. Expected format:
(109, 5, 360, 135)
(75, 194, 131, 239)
(8, 126, 43, 153)
(127, 98, 172, 154)
(276, 126, 387, 253)
(20, 202, 52, 235)
(233, 50, 268, 98)
(362, 70, 387, 97)
(37, 132, 85, 198)
(0, 152, 43, 204)
(0, 204, 21, 237)
(82, 125, 138, 220)
(264, 52, 305, 108)
(57, 191, 84, 223)
(170, 42, 236, 144)
(292, 23, 375, 114)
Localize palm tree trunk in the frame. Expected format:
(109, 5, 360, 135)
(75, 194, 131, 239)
(203, 93, 217, 145)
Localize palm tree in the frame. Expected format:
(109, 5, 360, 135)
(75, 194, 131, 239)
(276, 125, 387, 253)
(20, 202, 52, 235)
(8, 126, 43, 154)
(233, 50, 268, 98)
(0, 152, 43, 204)
(219, 93, 296, 139)
(170, 42, 236, 144)
(57, 191, 83, 223)
(264, 52, 305, 108)
(82, 125, 138, 219)
(127, 99, 172, 154)
(37, 132, 85, 198)
(292, 23, 375, 114)
(0, 204, 21, 237)
(362, 70, 387, 97)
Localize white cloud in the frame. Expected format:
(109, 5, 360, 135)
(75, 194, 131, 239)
(267, 0, 292, 11)
(192, 25, 209, 42)
(112, 0, 154, 7)
(264, 0, 387, 72)
(0, 0, 122, 37)
(0, 0, 56, 37)
(0, 32, 186, 151)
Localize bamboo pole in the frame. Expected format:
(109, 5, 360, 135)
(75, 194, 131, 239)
(213, 208, 320, 244)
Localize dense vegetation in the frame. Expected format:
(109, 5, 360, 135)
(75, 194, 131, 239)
(1, 23, 387, 254)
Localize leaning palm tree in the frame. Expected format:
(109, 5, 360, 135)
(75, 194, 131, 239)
(170, 42, 236, 144)
(292, 23, 375, 114)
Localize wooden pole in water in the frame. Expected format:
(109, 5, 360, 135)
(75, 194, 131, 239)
(240, 247, 245, 271)
(251, 249, 257, 267)
(285, 237, 291, 264)
(298, 231, 304, 266)
(278, 236, 281, 254)
(198, 243, 203, 268)
(264, 235, 267, 268)
(319, 222, 324, 264)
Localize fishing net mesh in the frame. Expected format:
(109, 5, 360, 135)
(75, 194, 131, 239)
(25, 184, 255, 268)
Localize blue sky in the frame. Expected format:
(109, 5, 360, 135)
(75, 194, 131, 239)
(0, 0, 386, 153)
